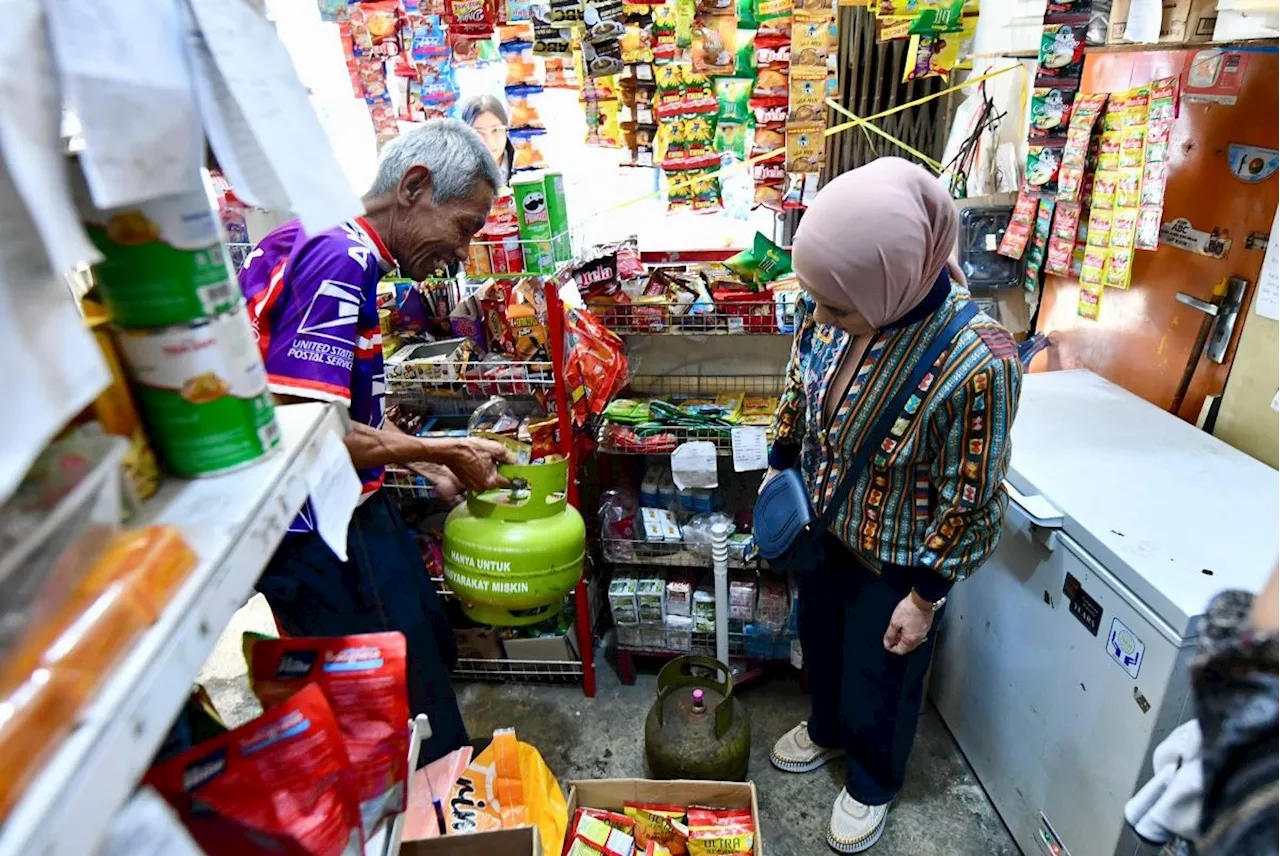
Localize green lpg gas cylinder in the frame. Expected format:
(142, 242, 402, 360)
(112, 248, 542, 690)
(442, 456, 585, 626)
(644, 656, 751, 781)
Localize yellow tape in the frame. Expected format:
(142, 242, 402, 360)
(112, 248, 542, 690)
(822, 98, 944, 172)
(822, 63, 1021, 137)
(609, 62, 1021, 212)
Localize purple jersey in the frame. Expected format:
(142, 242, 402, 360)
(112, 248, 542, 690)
(240, 217, 392, 534)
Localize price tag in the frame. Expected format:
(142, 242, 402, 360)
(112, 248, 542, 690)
(727, 316, 745, 335)
(730, 426, 768, 473)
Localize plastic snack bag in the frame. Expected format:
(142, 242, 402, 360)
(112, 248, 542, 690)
(243, 632, 410, 840)
(145, 684, 362, 856)
(447, 728, 567, 856)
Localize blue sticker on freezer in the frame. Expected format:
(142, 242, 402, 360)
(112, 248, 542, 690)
(1106, 617, 1145, 679)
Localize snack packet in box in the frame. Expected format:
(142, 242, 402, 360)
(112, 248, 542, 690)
(449, 728, 568, 856)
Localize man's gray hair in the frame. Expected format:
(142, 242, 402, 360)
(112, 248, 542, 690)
(368, 118, 502, 203)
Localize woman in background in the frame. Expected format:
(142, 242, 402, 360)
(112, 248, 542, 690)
(459, 95, 514, 186)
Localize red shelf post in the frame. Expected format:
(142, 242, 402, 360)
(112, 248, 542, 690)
(546, 277, 596, 698)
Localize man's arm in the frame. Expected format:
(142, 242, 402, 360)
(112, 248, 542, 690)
(277, 395, 511, 491)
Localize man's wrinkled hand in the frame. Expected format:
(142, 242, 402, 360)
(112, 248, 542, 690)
(407, 462, 464, 504)
(441, 437, 514, 493)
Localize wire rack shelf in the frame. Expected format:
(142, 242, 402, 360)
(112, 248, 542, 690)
(597, 422, 773, 456)
(600, 539, 762, 569)
(604, 304, 792, 337)
(615, 628, 793, 662)
(451, 657, 584, 682)
(626, 374, 787, 397)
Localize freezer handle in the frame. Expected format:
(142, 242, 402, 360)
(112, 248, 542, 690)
(1004, 480, 1065, 529)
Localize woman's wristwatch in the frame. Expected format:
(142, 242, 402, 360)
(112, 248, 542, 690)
(910, 589, 947, 613)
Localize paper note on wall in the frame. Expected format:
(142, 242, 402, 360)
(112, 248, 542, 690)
(1123, 0, 1163, 42)
(1255, 210, 1280, 321)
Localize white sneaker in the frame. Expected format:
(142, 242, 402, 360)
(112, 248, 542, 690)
(827, 789, 888, 853)
(769, 722, 845, 773)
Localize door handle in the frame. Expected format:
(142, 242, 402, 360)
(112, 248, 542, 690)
(1206, 277, 1247, 363)
(1175, 278, 1248, 364)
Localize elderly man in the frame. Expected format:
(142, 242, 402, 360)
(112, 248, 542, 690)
(239, 119, 506, 761)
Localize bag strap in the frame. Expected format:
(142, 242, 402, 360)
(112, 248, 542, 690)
(816, 301, 979, 531)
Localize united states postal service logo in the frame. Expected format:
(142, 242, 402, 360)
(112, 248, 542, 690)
(298, 280, 362, 343)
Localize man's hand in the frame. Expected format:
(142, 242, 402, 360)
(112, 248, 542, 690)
(438, 437, 514, 493)
(407, 462, 464, 503)
(883, 593, 935, 655)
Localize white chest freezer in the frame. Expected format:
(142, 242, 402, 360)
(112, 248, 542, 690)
(932, 370, 1279, 856)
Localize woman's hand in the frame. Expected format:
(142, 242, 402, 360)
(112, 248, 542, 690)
(883, 593, 935, 655)
(759, 467, 783, 495)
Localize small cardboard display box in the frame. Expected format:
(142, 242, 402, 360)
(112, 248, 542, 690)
(398, 827, 540, 855)
(1106, 0, 1217, 43)
(567, 778, 764, 856)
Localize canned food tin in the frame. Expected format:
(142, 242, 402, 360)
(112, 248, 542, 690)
(113, 309, 281, 477)
(76, 172, 240, 329)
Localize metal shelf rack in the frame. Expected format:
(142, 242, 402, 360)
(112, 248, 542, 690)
(597, 422, 775, 456)
(606, 304, 791, 337)
(384, 274, 597, 697)
(0, 405, 346, 856)
(600, 538, 763, 569)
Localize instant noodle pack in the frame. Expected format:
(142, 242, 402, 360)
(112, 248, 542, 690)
(565, 780, 763, 856)
(994, 0, 1178, 320)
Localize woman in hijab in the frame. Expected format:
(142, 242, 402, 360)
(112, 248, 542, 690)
(763, 158, 1022, 853)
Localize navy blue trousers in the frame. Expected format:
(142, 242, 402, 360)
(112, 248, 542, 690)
(800, 534, 942, 806)
(257, 492, 467, 763)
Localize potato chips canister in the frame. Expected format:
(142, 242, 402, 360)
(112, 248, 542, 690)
(512, 174, 555, 274)
(76, 172, 241, 329)
(113, 309, 281, 476)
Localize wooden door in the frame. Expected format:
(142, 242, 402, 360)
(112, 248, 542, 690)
(1032, 49, 1278, 423)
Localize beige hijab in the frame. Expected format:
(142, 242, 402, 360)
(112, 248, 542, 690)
(792, 157, 959, 328)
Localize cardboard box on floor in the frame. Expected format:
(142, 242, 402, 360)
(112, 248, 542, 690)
(398, 827, 540, 856)
(567, 779, 764, 856)
(1107, 0, 1217, 43)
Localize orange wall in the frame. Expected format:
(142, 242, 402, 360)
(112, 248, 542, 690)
(1033, 49, 1278, 423)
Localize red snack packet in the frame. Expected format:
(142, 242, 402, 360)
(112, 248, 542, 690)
(145, 684, 361, 856)
(446, 0, 496, 38)
(244, 633, 410, 840)
(686, 807, 753, 828)
(354, 0, 403, 60)
(565, 306, 629, 426)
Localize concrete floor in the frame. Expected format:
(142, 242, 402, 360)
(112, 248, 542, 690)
(202, 596, 1019, 856)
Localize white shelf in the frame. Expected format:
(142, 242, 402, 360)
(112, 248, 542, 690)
(0, 402, 346, 856)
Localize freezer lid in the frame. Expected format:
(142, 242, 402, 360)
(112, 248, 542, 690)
(1007, 370, 1279, 637)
